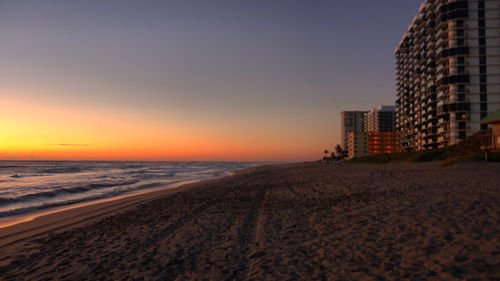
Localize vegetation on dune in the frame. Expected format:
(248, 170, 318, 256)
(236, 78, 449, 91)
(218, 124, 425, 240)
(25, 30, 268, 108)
(347, 131, 499, 165)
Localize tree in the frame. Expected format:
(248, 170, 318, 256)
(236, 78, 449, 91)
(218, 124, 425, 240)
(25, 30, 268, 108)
(335, 144, 343, 154)
(334, 144, 347, 159)
(323, 149, 329, 160)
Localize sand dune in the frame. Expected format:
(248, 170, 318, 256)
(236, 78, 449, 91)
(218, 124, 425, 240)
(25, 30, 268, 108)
(0, 162, 499, 280)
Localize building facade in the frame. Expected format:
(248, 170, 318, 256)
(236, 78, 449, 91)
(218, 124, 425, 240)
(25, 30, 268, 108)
(365, 105, 397, 132)
(341, 111, 368, 151)
(348, 131, 401, 159)
(395, 0, 500, 151)
(368, 132, 401, 155)
(348, 131, 369, 159)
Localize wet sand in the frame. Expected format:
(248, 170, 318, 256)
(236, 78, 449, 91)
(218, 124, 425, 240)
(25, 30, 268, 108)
(0, 162, 499, 280)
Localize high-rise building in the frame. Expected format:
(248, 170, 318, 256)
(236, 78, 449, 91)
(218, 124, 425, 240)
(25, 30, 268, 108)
(364, 105, 396, 132)
(395, 0, 500, 151)
(341, 111, 368, 151)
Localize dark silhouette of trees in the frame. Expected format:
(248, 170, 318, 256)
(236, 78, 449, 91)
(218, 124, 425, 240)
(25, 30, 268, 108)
(323, 149, 330, 160)
(335, 145, 342, 154)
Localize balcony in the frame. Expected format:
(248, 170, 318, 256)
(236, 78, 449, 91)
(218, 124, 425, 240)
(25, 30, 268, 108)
(436, 102, 471, 114)
(435, 37, 447, 47)
(436, 64, 449, 74)
(436, 72, 470, 86)
(451, 59, 468, 67)
(450, 21, 468, 30)
(439, 45, 469, 58)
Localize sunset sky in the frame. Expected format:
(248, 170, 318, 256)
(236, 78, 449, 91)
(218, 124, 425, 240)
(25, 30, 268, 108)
(1, 0, 422, 161)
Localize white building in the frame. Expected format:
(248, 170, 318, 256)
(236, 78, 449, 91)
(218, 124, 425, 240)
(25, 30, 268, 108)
(395, 0, 500, 151)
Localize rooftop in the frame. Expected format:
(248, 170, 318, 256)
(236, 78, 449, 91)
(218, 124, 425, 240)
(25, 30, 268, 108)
(481, 109, 500, 125)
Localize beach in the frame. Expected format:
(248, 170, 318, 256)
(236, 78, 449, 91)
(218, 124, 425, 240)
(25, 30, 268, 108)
(1, 162, 499, 280)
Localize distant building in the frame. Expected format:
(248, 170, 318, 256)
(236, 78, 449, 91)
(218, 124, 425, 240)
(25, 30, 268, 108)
(341, 111, 368, 151)
(364, 105, 396, 132)
(395, 0, 500, 151)
(348, 131, 401, 159)
(348, 131, 368, 159)
(368, 132, 401, 155)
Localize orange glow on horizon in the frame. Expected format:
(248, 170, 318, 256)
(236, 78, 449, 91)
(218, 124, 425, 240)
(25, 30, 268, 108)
(1, 91, 319, 162)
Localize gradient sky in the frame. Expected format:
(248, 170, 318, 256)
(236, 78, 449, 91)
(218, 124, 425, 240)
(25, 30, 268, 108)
(1, 0, 423, 161)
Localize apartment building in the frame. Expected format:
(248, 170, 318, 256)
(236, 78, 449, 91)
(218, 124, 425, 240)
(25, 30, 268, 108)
(340, 111, 368, 151)
(367, 132, 401, 155)
(365, 106, 397, 132)
(348, 131, 369, 159)
(395, 0, 500, 151)
(347, 131, 401, 159)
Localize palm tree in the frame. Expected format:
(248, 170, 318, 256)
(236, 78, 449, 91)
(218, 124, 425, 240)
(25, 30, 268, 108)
(335, 144, 347, 159)
(323, 149, 329, 160)
(335, 144, 342, 154)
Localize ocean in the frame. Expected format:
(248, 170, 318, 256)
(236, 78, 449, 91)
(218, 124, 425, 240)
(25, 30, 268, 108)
(0, 161, 260, 220)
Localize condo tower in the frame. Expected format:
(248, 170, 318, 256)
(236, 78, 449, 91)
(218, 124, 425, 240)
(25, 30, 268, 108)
(395, 0, 500, 151)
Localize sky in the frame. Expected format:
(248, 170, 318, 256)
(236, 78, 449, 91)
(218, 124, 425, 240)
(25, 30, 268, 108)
(0, 0, 423, 161)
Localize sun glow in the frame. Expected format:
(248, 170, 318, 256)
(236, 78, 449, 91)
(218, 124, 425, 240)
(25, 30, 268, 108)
(1, 88, 314, 161)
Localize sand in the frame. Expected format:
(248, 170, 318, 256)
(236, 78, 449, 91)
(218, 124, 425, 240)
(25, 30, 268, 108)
(0, 162, 499, 280)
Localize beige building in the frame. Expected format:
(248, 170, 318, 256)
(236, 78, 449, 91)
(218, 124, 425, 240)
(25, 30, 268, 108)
(341, 111, 368, 152)
(348, 131, 369, 159)
(395, 0, 500, 151)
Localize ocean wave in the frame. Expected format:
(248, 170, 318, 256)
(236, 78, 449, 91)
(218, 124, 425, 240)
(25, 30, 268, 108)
(39, 166, 84, 174)
(0, 180, 139, 205)
(9, 173, 47, 179)
(0, 165, 25, 169)
(0, 181, 168, 218)
(0, 161, 260, 219)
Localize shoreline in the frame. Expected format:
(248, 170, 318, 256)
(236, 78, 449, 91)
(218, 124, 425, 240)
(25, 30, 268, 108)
(1, 162, 498, 280)
(0, 180, 198, 229)
(0, 166, 257, 247)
